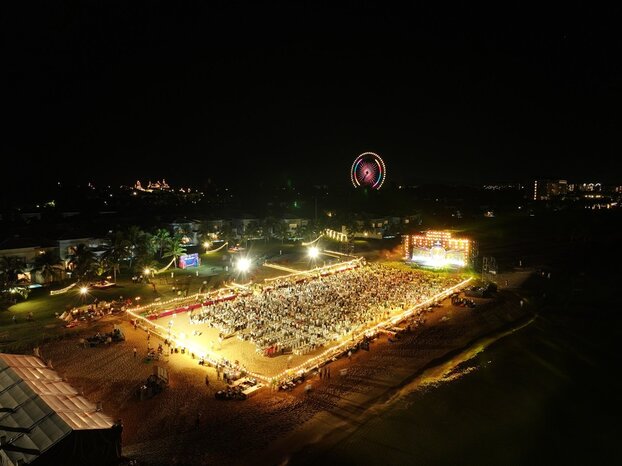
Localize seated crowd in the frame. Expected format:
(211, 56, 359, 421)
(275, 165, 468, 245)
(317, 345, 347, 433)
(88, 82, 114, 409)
(189, 263, 463, 356)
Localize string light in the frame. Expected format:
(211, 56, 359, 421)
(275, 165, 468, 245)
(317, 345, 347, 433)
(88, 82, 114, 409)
(50, 282, 77, 296)
(203, 241, 228, 254)
(125, 273, 472, 384)
(301, 235, 323, 246)
(264, 257, 362, 283)
(324, 229, 348, 242)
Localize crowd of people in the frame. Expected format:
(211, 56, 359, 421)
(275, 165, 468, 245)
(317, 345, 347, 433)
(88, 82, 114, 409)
(58, 298, 129, 326)
(188, 263, 463, 356)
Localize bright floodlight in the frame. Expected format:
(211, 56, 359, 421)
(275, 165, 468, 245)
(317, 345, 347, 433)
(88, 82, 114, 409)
(79, 286, 88, 295)
(143, 268, 150, 276)
(203, 241, 211, 249)
(236, 257, 251, 272)
(308, 246, 319, 259)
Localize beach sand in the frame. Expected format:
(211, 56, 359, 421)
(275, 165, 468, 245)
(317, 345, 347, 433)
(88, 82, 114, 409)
(40, 272, 531, 465)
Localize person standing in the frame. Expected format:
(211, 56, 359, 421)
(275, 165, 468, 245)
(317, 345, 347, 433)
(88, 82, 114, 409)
(205, 374, 209, 386)
(133, 347, 137, 359)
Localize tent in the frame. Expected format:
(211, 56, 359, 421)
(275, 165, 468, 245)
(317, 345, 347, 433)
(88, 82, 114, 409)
(0, 354, 121, 465)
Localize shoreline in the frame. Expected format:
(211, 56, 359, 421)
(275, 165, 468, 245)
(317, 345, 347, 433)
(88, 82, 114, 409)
(261, 308, 536, 466)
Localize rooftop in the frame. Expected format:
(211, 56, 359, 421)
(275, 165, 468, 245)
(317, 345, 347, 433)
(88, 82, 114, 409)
(0, 354, 114, 464)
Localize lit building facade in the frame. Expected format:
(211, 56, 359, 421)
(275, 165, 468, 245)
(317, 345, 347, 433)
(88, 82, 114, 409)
(532, 179, 568, 200)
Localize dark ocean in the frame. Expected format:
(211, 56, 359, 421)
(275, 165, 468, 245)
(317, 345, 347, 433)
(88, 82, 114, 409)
(292, 264, 622, 465)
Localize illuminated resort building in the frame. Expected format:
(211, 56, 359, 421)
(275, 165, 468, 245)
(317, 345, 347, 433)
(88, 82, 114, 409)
(403, 231, 475, 268)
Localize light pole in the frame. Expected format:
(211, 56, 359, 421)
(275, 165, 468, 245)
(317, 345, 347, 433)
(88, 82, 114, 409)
(79, 286, 89, 303)
(236, 257, 252, 277)
(308, 246, 319, 261)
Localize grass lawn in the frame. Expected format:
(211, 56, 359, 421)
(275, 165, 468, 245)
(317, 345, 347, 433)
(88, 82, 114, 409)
(0, 239, 399, 352)
(0, 276, 158, 352)
(0, 241, 298, 352)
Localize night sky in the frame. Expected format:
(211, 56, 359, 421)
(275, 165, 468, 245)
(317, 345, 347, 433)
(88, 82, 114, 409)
(4, 1, 621, 197)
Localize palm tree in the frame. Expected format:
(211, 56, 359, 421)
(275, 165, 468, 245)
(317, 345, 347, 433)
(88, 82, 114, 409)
(125, 226, 152, 268)
(135, 256, 160, 276)
(273, 221, 289, 245)
(93, 256, 107, 278)
(1, 284, 29, 308)
(243, 221, 261, 247)
(1, 256, 27, 308)
(163, 234, 187, 268)
(103, 232, 129, 283)
(297, 223, 315, 242)
(68, 244, 96, 282)
(126, 225, 145, 246)
(342, 214, 360, 239)
(33, 251, 60, 284)
(217, 223, 236, 245)
(311, 217, 327, 235)
(152, 228, 171, 258)
(0, 256, 24, 287)
(262, 217, 278, 242)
